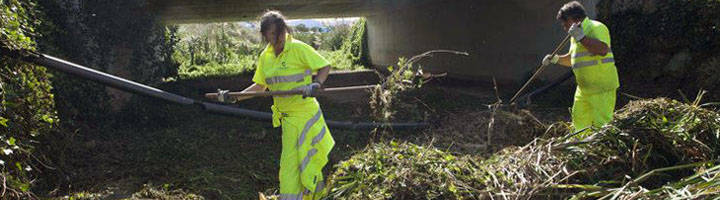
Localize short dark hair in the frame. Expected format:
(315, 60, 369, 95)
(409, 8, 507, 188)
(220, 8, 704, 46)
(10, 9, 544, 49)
(556, 1, 587, 21)
(260, 10, 292, 42)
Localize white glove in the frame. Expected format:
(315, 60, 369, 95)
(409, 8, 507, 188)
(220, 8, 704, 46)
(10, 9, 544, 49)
(542, 54, 560, 66)
(568, 23, 585, 41)
(301, 82, 322, 98)
(217, 89, 236, 103)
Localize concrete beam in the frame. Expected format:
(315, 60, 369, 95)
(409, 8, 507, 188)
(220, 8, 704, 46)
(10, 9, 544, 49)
(148, 0, 392, 23)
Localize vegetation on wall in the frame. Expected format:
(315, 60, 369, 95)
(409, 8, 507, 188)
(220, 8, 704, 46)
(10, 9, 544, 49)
(340, 18, 369, 68)
(0, 0, 57, 198)
(596, 0, 720, 98)
(38, 0, 179, 124)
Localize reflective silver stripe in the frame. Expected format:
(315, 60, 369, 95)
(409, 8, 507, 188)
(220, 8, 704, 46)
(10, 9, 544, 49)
(602, 57, 615, 63)
(265, 70, 311, 85)
(302, 181, 325, 195)
(297, 110, 322, 148)
(299, 148, 318, 172)
(265, 73, 304, 84)
(280, 193, 303, 200)
(311, 126, 327, 146)
(573, 57, 615, 69)
(315, 181, 325, 193)
(573, 51, 593, 58)
(572, 60, 598, 69)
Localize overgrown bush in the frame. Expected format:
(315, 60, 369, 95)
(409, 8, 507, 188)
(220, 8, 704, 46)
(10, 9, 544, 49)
(1, 0, 57, 198)
(596, 0, 720, 98)
(293, 31, 323, 49)
(292, 22, 350, 51)
(340, 18, 369, 67)
(38, 0, 179, 124)
(173, 22, 264, 79)
(318, 50, 365, 71)
(321, 24, 351, 51)
(173, 23, 263, 67)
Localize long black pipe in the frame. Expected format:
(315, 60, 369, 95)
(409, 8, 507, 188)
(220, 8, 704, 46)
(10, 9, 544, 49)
(9, 52, 427, 130)
(515, 71, 574, 105)
(200, 102, 428, 129)
(36, 54, 197, 105)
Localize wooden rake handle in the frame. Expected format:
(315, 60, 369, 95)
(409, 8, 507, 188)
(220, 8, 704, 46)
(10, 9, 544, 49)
(205, 84, 378, 99)
(509, 35, 571, 104)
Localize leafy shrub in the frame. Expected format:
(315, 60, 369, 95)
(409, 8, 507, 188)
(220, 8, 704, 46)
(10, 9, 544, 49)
(173, 23, 263, 67)
(292, 31, 323, 49)
(596, 0, 720, 95)
(173, 22, 264, 79)
(1, 0, 57, 198)
(340, 18, 369, 67)
(38, 0, 179, 124)
(321, 24, 351, 51)
(318, 50, 364, 71)
(177, 57, 257, 79)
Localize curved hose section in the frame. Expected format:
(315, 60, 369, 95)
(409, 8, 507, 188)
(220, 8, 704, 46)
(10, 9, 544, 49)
(199, 102, 427, 130)
(515, 71, 574, 106)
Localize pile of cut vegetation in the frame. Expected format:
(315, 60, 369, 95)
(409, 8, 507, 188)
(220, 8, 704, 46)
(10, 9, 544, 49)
(58, 184, 205, 200)
(327, 97, 720, 199)
(412, 108, 551, 154)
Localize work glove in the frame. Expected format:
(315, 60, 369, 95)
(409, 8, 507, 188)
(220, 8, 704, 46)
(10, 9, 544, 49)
(568, 23, 585, 41)
(216, 89, 236, 103)
(542, 54, 560, 66)
(301, 82, 322, 98)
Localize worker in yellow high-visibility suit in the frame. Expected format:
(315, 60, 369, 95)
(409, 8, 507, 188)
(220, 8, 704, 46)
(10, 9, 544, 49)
(218, 11, 334, 200)
(542, 1, 620, 137)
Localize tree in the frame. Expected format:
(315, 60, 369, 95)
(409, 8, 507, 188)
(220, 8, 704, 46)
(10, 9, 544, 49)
(295, 24, 309, 32)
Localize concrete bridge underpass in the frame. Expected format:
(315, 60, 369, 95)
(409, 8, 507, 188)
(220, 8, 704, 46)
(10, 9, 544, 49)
(148, 0, 602, 83)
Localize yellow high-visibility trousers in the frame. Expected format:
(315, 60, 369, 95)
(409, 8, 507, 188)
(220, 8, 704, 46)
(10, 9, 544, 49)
(275, 105, 334, 200)
(571, 88, 617, 138)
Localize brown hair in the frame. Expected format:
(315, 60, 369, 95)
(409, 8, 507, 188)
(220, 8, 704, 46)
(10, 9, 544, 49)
(556, 1, 587, 21)
(260, 10, 292, 43)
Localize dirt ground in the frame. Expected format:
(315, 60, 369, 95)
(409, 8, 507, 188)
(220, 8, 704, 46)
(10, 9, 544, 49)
(47, 72, 576, 199)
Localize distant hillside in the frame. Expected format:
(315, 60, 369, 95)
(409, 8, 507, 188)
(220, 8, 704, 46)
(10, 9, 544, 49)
(288, 19, 324, 28)
(288, 18, 359, 28)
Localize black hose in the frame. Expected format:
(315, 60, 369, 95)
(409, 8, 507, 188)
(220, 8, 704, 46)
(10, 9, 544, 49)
(200, 102, 427, 130)
(15, 53, 428, 130)
(196, 102, 273, 120)
(34, 54, 196, 105)
(515, 71, 574, 105)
